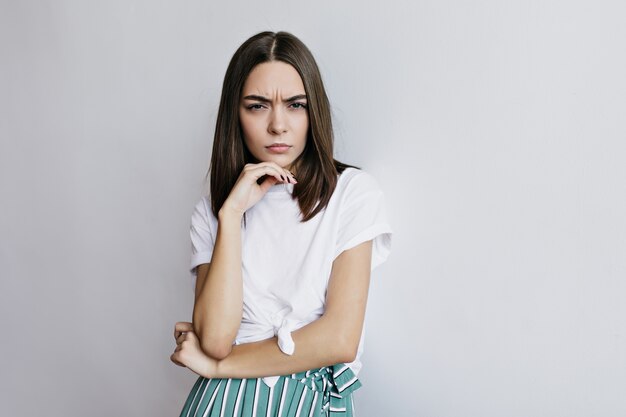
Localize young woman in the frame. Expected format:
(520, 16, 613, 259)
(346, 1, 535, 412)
(171, 31, 392, 417)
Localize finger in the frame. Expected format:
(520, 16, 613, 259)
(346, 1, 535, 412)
(258, 175, 280, 193)
(247, 164, 288, 184)
(175, 322, 193, 330)
(264, 162, 294, 183)
(170, 353, 185, 367)
(176, 332, 188, 344)
(244, 162, 292, 183)
(265, 162, 296, 183)
(174, 322, 193, 339)
(284, 168, 297, 183)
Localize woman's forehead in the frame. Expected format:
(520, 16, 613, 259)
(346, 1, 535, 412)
(242, 61, 305, 96)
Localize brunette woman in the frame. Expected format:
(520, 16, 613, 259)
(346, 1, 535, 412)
(171, 31, 392, 416)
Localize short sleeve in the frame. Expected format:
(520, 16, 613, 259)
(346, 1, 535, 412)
(334, 171, 393, 271)
(189, 197, 216, 290)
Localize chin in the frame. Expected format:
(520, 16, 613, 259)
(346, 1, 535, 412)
(265, 157, 295, 168)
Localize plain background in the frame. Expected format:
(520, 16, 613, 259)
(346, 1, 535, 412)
(1, 0, 625, 416)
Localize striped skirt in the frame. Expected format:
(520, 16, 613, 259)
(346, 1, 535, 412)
(179, 363, 362, 417)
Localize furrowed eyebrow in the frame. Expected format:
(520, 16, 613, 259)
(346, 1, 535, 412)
(242, 95, 271, 103)
(243, 94, 307, 103)
(283, 94, 307, 102)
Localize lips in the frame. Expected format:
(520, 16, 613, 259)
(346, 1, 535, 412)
(266, 143, 292, 153)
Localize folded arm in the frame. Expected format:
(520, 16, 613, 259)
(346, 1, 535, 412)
(215, 239, 373, 378)
(192, 208, 244, 359)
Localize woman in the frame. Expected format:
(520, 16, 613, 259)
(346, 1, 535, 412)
(171, 31, 392, 416)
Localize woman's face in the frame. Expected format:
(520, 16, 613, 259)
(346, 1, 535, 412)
(239, 61, 309, 173)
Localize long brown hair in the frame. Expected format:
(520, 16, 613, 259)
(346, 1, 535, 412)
(208, 31, 358, 222)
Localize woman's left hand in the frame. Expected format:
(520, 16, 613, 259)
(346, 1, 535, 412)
(171, 322, 218, 378)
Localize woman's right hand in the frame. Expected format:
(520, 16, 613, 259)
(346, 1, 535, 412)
(220, 162, 297, 216)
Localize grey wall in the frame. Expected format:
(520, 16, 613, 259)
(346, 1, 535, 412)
(1, 1, 625, 416)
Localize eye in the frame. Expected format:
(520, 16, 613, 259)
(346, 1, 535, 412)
(290, 102, 307, 109)
(247, 104, 266, 110)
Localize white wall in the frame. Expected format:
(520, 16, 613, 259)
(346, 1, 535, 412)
(1, 1, 625, 416)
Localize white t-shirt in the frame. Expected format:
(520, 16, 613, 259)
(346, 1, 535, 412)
(189, 167, 393, 388)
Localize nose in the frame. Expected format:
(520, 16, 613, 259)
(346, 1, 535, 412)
(268, 108, 287, 135)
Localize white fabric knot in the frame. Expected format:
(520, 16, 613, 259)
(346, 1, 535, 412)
(274, 318, 295, 355)
(271, 309, 296, 355)
(261, 309, 297, 389)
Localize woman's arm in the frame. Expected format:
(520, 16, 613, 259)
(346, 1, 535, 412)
(192, 163, 297, 360)
(192, 208, 244, 360)
(174, 240, 373, 378)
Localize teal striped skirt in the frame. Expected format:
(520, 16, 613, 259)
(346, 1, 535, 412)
(179, 363, 362, 417)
